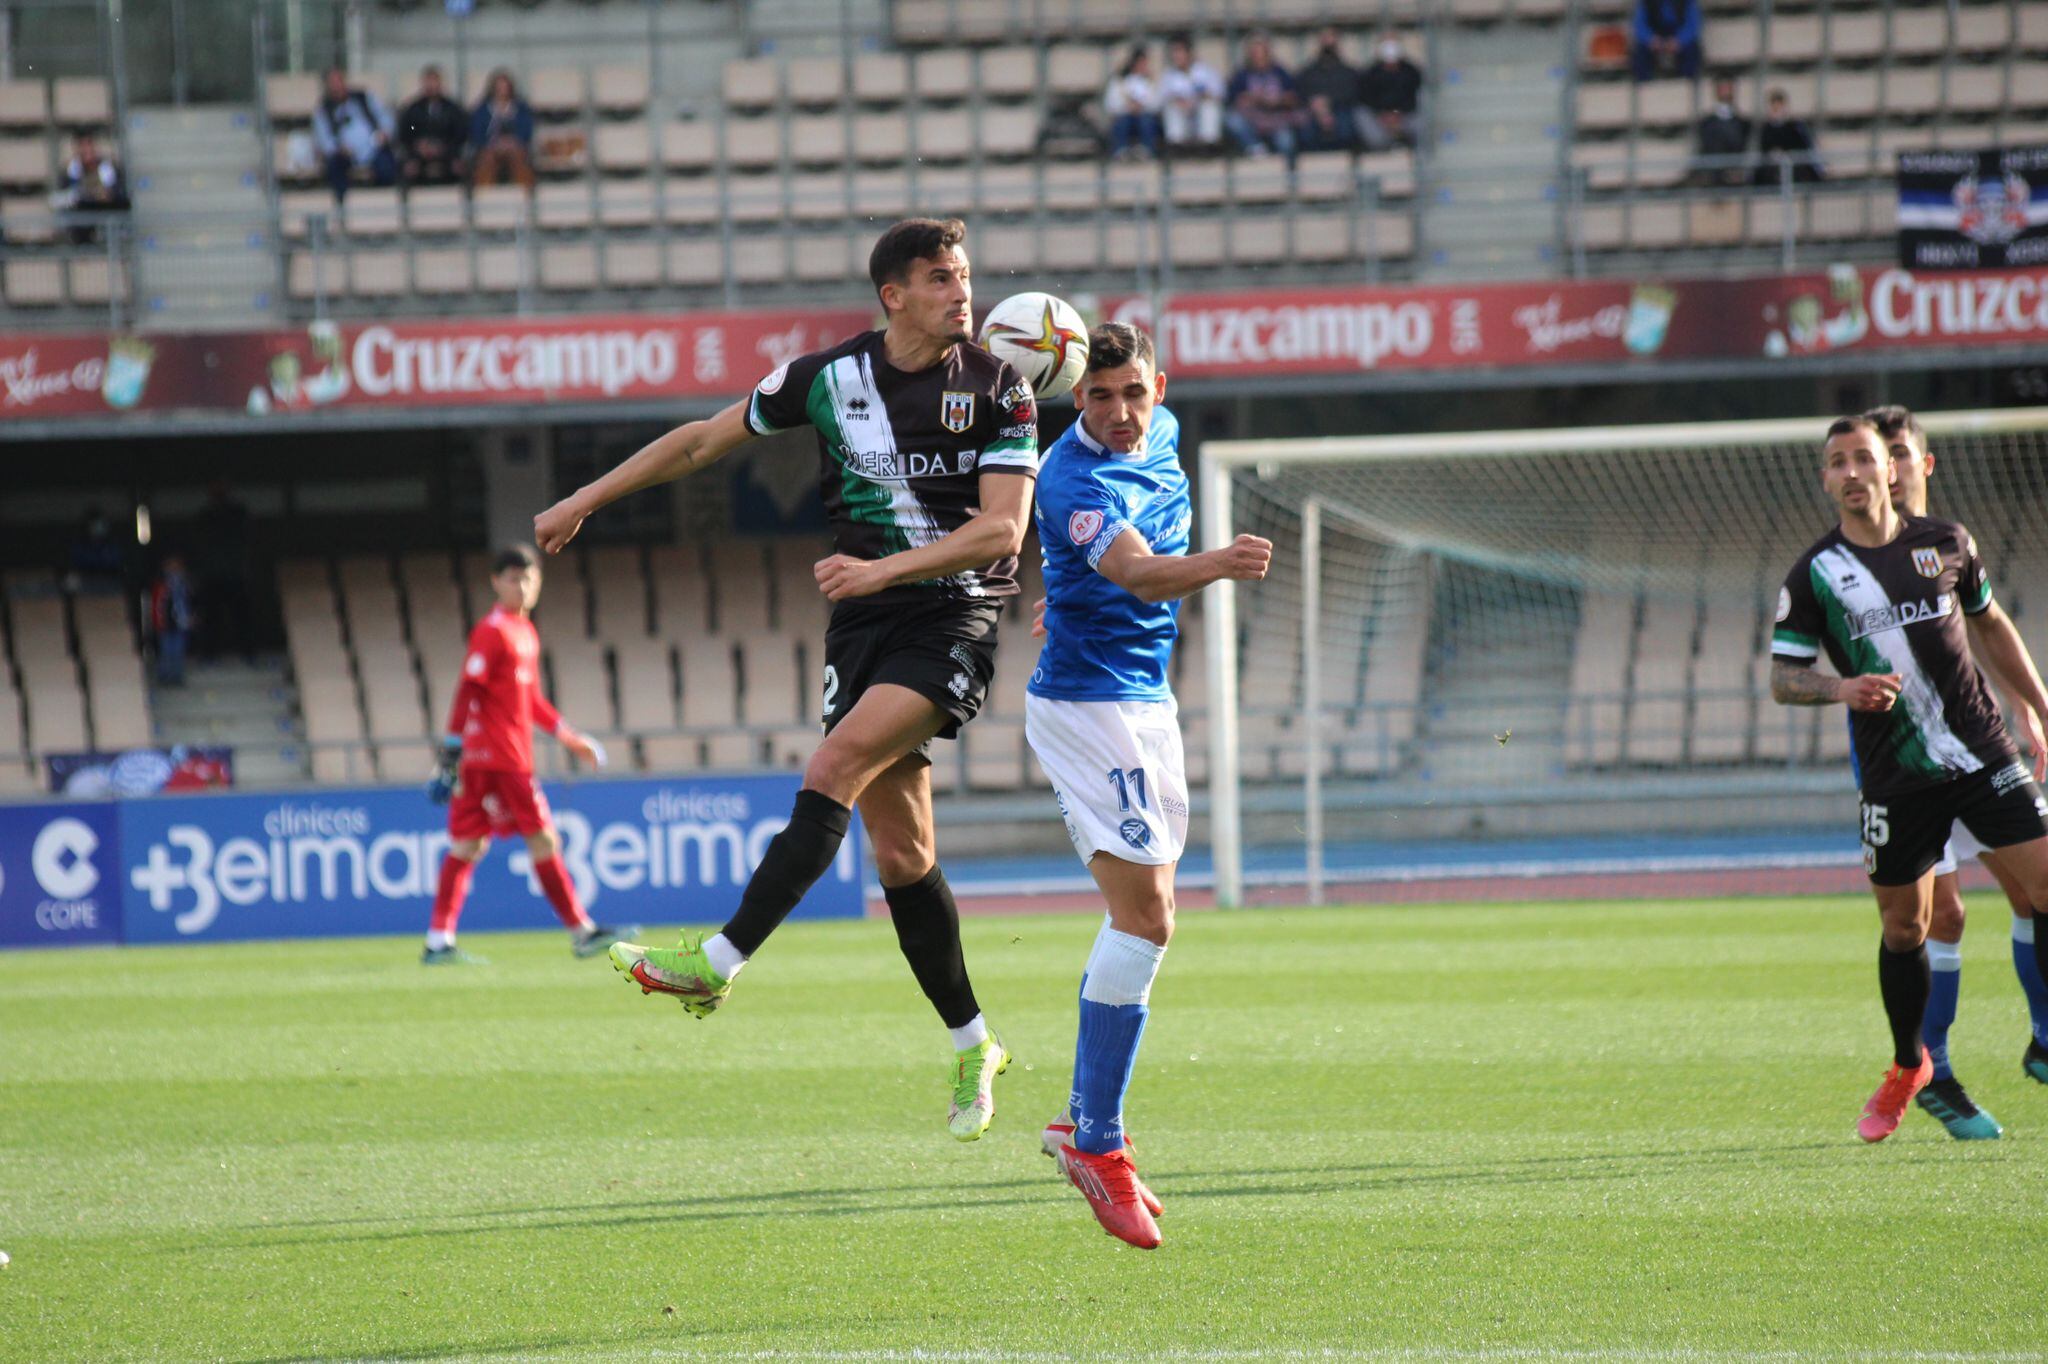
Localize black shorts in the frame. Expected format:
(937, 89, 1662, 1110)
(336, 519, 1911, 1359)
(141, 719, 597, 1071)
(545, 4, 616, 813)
(1860, 759, 2048, 885)
(820, 595, 1002, 759)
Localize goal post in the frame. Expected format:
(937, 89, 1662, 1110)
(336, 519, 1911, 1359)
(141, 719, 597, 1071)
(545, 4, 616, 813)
(1199, 406, 2048, 909)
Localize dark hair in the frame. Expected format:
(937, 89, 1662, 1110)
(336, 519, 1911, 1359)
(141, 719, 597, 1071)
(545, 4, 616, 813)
(868, 218, 967, 301)
(1826, 414, 1880, 442)
(487, 68, 518, 100)
(493, 544, 539, 575)
(1767, 87, 1788, 103)
(1085, 322, 1155, 374)
(1863, 404, 1926, 450)
(1167, 32, 1193, 49)
(421, 64, 443, 79)
(1120, 44, 1149, 77)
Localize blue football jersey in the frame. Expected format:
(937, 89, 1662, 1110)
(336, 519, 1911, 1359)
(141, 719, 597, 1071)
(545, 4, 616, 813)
(1028, 404, 1192, 702)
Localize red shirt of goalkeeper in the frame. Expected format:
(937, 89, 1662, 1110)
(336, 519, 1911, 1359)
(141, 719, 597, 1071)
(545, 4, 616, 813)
(445, 605, 560, 838)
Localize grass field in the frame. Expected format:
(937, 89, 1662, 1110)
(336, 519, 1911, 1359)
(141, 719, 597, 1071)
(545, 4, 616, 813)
(2, 895, 2044, 1363)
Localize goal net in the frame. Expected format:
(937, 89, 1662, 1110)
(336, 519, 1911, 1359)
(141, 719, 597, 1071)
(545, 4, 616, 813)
(1194, 407, 2048, 907)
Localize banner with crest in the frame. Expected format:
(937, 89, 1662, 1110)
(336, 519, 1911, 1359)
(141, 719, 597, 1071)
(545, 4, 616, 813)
(1897, 145, 2048, 270)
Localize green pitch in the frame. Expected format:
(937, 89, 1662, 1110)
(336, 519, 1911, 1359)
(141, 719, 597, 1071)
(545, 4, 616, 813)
(2, 897, 2042, 1362)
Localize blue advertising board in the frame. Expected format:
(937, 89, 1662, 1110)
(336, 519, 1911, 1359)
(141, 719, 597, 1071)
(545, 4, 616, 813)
(0, 772, 862, 948)
(0, 801, 123, 948)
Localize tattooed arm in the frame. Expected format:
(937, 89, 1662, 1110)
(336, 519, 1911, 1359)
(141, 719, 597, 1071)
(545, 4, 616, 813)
(1770, 660, 1900, 711)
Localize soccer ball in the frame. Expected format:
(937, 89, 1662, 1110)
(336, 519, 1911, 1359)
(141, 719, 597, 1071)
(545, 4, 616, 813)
(978, 292, 1089, 399)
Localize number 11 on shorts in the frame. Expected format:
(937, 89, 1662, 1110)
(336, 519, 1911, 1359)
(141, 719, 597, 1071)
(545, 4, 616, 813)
(1109, 767, 1148, 813)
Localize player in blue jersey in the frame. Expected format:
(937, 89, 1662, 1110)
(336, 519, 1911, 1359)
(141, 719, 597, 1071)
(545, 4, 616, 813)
(1023, 323, 1271, 1248)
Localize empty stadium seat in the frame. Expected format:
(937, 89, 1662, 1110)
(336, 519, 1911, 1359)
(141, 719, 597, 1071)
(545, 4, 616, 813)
(0, 79, 47, 129)
(1568, 590, 1635, 768)
(678, 639, 740, 730)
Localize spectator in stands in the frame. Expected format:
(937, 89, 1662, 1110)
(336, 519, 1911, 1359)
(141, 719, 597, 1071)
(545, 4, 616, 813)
(469, 69, 537, 190)
(54, 134, 129, 244)
(150, 554, 196, 688)
(397, 64, 468, 187)
(1358, 31, 1424, 152)
(1755, 88, 1823, 185)
(1692, 78, 1751, 186)
(1104, 44, 1165, 160)
(1631, 0, 1702, 82)
(313, 66, 398, 202)
(1161, 34, 1225, 154)
(1225, 33, 1303, 160)
(1296, 27, 1364, 153)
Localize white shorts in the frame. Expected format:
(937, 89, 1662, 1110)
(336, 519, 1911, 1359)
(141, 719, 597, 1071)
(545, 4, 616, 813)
(1025, 694, 1189, 867)
(1934, 822, 1988, 877)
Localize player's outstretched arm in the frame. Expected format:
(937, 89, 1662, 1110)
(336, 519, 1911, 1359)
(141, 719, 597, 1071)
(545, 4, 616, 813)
(534, 400, 754, 554)
(814, 470, 1034, 601)
(1096, 531, 1273, 604)
(1770, 659, 1899, 710)
(1966, 602, 2048, 774)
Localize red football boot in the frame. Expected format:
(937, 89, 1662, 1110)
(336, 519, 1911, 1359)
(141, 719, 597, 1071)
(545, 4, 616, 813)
(1056, 1144, 1163, 1250)
(1041, 1116, 1162, 1216)
(1857, 1053, 1934, 1143)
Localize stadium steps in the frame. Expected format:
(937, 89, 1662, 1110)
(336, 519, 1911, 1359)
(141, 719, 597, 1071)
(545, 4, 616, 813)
(151, 657, 305, 787)
(1416, 23, 1570, 280)
(124, 104, 278, 329)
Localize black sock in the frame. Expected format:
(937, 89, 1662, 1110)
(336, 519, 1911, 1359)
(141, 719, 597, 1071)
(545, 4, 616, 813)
(718, 790, 851, 957)
(885, 864, 981, 1031)
(1877, 940, 1930, 1070)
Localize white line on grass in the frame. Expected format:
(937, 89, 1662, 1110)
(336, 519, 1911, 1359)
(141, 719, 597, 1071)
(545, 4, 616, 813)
(601, 1349, 2045, 1363)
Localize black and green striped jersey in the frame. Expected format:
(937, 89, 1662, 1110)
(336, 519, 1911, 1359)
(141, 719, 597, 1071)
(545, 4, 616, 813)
(745, 330, 1039, 603)
(1771, 515, 2015, 799)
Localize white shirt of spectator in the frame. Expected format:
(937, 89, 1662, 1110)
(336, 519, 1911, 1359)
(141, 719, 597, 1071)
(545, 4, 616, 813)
(1161, 61, 1224, 107)
(1105, 71, 1163, 117)
(314, 90, 392, 163)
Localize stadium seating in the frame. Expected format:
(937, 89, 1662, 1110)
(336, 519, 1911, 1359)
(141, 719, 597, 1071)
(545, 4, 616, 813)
(1571, 1, 2048, 260)
(253, 18, 1422, 313)
(0, 579, 154, 782)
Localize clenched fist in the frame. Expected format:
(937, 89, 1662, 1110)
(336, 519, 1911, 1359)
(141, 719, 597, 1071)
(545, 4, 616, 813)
(1214, 534, 1273, 582)
(534, 497, 587, 555)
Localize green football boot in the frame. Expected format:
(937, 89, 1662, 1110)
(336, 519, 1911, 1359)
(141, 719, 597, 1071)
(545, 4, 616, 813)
(609, 933, 731, 1018)
(947, 1032, 1010, 1142)
(1915, 1076, 2003, 1140)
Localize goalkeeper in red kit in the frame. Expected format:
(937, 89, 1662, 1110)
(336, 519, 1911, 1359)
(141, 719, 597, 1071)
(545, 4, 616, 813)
(421, 545, 639, 964)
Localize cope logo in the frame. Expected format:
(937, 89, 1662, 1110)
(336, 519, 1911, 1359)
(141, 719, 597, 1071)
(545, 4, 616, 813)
(11, 816, 107, 933)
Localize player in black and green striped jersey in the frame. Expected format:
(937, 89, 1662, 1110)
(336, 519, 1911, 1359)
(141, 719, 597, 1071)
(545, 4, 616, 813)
(535, 218, 1036, 1142)
(1770, 414, 2048, 1143)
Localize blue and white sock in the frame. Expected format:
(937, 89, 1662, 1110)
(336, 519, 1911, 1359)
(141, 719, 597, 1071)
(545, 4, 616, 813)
(1071, 921, 1166, 1156)
(2013, 916, 2048, 1048)
(1923, 939, 1961, 1081)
